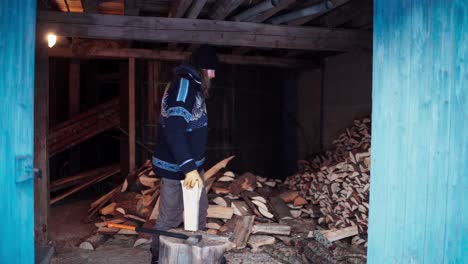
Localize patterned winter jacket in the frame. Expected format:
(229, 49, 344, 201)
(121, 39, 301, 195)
(152, 63, 208, 180)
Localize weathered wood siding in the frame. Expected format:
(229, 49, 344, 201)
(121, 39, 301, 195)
(368, 1, 467, 263)
(0, 0, 37, 262)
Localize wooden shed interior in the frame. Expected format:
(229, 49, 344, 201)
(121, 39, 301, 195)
(30, 0, 376, 262)
(0, 0, 468, 264)
(1, 0, 465, 263)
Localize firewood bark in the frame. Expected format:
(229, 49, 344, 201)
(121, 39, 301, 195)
(279, 191, 299, 203)
(269, 197, 292, 220)
(229, 172, 257, 195)
(229, 215, 255, 249)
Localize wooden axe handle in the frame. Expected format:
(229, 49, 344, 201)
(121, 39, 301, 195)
(108, 223, 136, 231)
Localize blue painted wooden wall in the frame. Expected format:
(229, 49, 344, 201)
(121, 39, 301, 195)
(0, 0, 37, 263)
(368, 1, 467, 263)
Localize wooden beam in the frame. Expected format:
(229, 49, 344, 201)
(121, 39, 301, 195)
(186, 0, 207, 18)
(169, 0, 193, 18)
(124, 0, 140, 15)
(286, 0, 351, 26)
(81, 0, 98, 13)
(68, 59, 81, 176)
(49, 47, 317, 68)
(251, 0, 296, 22)
(34, 31, 50, 247)
(313, 0, 372, 28)
(128, 57, 136, 172)
(232, 0, 297, 55)
(209, 0, 244, 20)
(168, 0, 193, 50)
(147, 61, 160, 144)
(37, 11, 371, 51)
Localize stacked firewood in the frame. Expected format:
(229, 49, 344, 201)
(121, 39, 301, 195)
(285, 117, 371, 246)
(82, 117, 372, 253)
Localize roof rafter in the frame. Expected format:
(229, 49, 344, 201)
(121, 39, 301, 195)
(38, 11, 371, 51)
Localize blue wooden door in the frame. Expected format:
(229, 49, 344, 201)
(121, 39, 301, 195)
(369, 1, 467, 263)
(0, 1, 37, 263)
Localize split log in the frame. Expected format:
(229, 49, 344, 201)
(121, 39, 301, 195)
(149, 196, 161, 220)
(79, 233, 109, 250)
(320, 226, 358, 242)
(251, 223, 291, 236)
(231, 201, 252, 216)
(248, 235, 276, 252)
(279, 191, 299, 203)
(268, 197, 292, 220)
(293, 196, 308, 206)
(229, 172, 257, 195)
(212, 197, 228, 207)
(229, 215, 255, 249)
(207, 205, 234, 219)
(99, 202, 117, 216)
(205, 156, 235, 180)
(139, 176, 159, 188)
(88, 185, 120, 215)
(212, 186, 230, 194)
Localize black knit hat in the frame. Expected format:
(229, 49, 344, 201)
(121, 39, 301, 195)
(191, 45, 219, 70)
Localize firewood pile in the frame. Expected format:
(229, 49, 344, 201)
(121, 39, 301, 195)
(285, 117, 371, 247)
(81, 117, 371, 261)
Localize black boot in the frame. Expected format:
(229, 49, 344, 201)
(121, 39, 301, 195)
(150, 248, 159, 264)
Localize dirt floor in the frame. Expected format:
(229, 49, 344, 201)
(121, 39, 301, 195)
(49, 199, 283, 264)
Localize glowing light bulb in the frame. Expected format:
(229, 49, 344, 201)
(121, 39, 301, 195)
(47, 34, 57, 48)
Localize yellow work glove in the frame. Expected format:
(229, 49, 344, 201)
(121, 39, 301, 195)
(183, 170, 203, 189)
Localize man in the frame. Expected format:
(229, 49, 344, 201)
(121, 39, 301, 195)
(150, 45, 218, 263)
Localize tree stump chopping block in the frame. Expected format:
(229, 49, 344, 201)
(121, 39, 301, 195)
(159, 229, 235, 264)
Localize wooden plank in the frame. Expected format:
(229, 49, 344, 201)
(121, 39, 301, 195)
(48, 99, 120, 156)
(229, 215, 255, 249)
(34, 29, 50, 247)
(185, 0, 207, 18)
(369, 1, 467, 262)
(37, 11, 372, 51)
(50, 165, 120, 205)
(50, 166, 110, 192)
(128, 57, 135, 172)
(49, 47, 316, 68)
(209, 0, 244, 20)
(252, 223, 291, 236)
